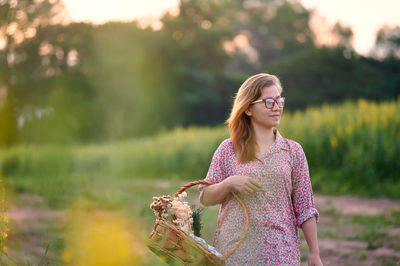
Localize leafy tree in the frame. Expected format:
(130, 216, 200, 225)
(159, 0, 239, 125)
(374, 25, 400, 59)
(15, 22, 99, 143)
(331, 22, 354, 48)
(0, 0, 65, 146)
(1, 0, 399, 145)
(87, 22, 181, 139)
(158, 0, 315, 125)
(268, 47, 386, 109)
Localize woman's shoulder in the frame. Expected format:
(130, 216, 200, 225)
(220, 138, 233, 146)
(281, 137, 304, 153)
(209, 138, 235, 162)
(217, 138, 234, 151)
(279, 137, 307, 165)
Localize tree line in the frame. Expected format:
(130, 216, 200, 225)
(0, 0, 399, 146)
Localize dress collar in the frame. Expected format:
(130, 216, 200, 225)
(267, 128, 290, 155)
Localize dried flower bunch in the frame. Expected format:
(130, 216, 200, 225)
(150, 192, 193, 234)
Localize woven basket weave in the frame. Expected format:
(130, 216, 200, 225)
(148, 180, 249, 265)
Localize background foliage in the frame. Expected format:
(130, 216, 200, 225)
(0, 0, 399, 144)
(1, 100, 399, 198)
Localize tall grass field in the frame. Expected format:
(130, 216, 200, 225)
(1, 99, 399, 200)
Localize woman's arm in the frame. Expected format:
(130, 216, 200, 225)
(201, 179, 232, 206)
(289, 142, 321, 265)
(301, 216, 323, 266)
(201, 175, 261, 206)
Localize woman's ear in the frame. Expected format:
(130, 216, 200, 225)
(244, 107, 252, 117)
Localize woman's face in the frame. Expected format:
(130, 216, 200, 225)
(245, 85, 283, 129)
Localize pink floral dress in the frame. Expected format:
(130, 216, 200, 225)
(200, 129, 319, 265)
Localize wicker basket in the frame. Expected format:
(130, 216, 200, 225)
(148, 180, 249, 265)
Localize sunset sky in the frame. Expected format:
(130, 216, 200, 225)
(62, 0, 400, 56)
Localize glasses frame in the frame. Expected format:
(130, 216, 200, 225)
(251, 96, 285, 109)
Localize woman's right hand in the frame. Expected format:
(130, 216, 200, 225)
(224, 175, 262, 196)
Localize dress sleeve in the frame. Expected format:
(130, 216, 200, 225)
(291, 142, 319, 228)
(198, 139, 230, 194)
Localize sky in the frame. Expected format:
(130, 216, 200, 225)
(62, 0, 400, 56)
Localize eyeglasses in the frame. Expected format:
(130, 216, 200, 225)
(251, 97, 285, 109)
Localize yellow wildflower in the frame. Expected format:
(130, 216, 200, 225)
(330, 136, 338, 149)
(345, 124, 354, 136)
(159, 255, 168, 263)
(336, 127, 343, 138)
(2, 232, 7, 239)
(3, 216, 8, 223)
(62, 209, 145, 265)
(61, 248, 72, 263)
(3, 246, 7, 254)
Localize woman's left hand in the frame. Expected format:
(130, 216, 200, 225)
(308, 253, 323, 266)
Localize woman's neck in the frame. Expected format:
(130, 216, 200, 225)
(252, 125, 276, 153)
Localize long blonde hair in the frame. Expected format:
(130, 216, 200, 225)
(226, 73, 283, 163)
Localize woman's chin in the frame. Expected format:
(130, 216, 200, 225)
(263, 122, 280, 129)
(270, 121, 280, 127)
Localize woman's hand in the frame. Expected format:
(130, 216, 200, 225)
(224, 175, 262, 196)
(201, 175, 262, 206)
(308, 252, 323, 266)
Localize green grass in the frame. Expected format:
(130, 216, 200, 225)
(316, 203, 400, 253)
(2, 100, 400, 198)
(352, 211, 400, 228)
(318, 229, 340, 239)
(354, 228, 387, 250)
(346, 211, 400, 251)
(380, 256, 400, 266)
(358, 250, 367, 260)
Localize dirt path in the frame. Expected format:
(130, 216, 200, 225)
(301, 195, 400, 265)
(4, 194, 65, 264)
(315, 195, 400, 216)
(5, 194, 400, 265)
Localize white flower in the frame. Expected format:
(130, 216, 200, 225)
(151, 192, 193, 234)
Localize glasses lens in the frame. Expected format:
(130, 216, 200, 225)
(277, 97, 285, 108)
(265, 99, 275, 108)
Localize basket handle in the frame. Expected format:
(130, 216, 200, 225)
(173, 180, 249, 261)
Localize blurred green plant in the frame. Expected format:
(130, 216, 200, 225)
(0, 176, 51, 265)
(0, 181, 11, 264)
(192, 207, 204, 237)
(279, 99, 400, 198)
(1, 100, 399, 198)
(61, 203, 145, 265)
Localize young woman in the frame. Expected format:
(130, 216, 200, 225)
(200, 73, 322, 265)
